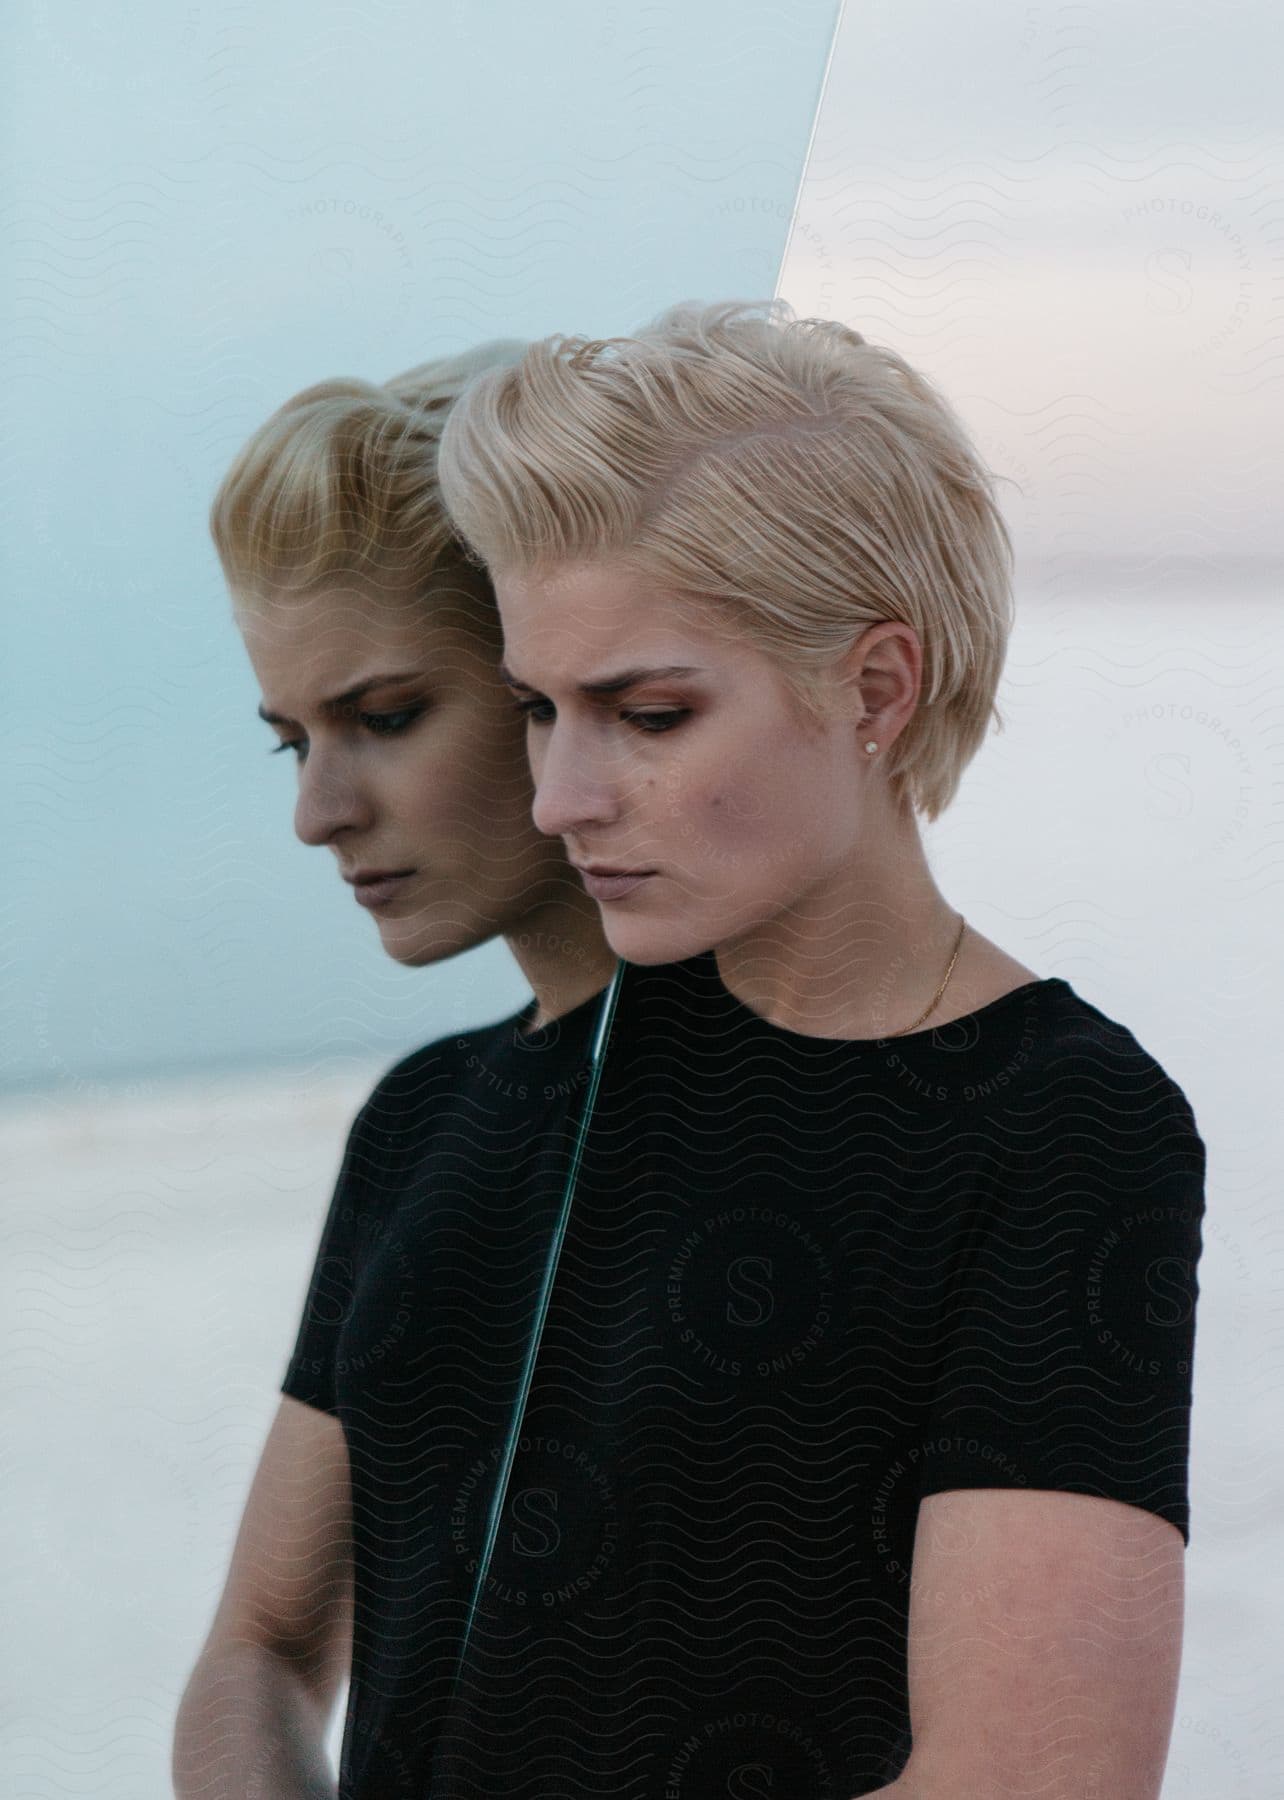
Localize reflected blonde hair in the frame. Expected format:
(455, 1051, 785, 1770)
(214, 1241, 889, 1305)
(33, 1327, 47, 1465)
(436, 299, 1016, 821)
(210, 340, 530, 638)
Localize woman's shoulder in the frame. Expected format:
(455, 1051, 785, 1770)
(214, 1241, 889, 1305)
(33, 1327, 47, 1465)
(1014, 975, 1205, 1156)
(352, 1003, 534, 1130)
(955, 937, 1199, 1117)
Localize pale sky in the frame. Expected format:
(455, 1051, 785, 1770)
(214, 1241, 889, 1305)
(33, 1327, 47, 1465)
(779, 0, 1281, 567)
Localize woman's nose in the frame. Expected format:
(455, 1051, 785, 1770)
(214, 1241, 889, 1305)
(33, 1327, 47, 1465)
(293, 746, 374, 847)
(530, 726, 621, 840)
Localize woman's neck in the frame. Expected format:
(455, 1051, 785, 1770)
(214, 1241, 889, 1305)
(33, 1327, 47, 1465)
(504, 877, 618, 1031)
(714, 895, 965, 1041)
(711, 812, 992, 1041)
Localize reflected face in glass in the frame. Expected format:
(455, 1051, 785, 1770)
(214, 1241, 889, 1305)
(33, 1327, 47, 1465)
(495, 557, 873, 966)
(239, 571, 574, 967)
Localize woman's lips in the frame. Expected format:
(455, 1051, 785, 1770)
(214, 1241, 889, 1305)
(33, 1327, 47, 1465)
(578, 870, 654, 902)
(353, 872, 415, 909)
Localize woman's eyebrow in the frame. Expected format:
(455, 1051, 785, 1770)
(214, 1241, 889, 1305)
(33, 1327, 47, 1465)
(498, 663, 706, 698)
(257, 670, 423, 727)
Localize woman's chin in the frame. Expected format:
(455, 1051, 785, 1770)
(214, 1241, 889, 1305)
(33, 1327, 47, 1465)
(600, 912, 717, 968)
(373, 916, 496, 968)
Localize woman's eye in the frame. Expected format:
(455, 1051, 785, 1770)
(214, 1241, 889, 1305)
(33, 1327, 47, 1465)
(360, 707, 423, 735)
(267, 707, 423, 762)
(624, 710, 689, 734)
(513, 697, 556, 724)
(512, 698, 688, 734)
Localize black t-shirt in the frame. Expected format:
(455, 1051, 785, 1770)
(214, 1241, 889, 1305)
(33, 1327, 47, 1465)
(280, 950, 1207, 1800)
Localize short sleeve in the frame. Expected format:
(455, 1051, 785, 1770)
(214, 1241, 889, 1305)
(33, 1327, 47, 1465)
(917, 1056, 1207, 1545)
(278, 1089, 386, 1416)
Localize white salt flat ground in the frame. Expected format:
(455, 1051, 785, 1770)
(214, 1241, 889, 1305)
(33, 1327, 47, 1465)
(4, 579, 1281, 1796)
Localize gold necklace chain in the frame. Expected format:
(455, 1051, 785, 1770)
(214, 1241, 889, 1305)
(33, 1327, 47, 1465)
(884, 912, 968, 1037)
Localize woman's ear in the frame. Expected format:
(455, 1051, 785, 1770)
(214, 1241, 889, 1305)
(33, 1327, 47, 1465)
(833, 621, 922, 747)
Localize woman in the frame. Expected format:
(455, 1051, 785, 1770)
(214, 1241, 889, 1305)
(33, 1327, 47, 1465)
(172, 348, 617, 1800)
(427, 300, 1209, 1798)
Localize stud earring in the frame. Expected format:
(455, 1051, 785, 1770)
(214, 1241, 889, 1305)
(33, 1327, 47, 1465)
(864, 740, 878, 755)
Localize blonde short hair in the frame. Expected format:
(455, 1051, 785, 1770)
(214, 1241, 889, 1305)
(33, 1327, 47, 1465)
(210, 340, 530, 637)
(436, 299, 1016, 821)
